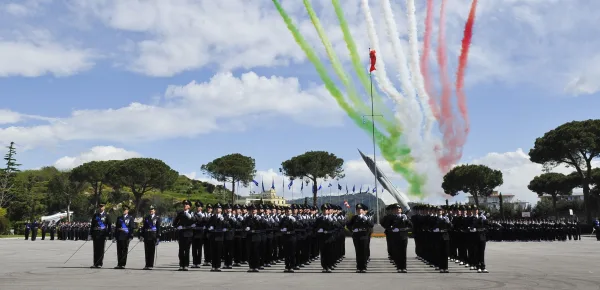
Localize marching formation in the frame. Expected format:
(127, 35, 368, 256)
(88, 201, 374, 273)
(57, 201, 595, 274)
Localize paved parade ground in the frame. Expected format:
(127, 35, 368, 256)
(0, 237, 598, 290)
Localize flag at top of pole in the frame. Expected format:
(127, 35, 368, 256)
(369, 49, 376, 72)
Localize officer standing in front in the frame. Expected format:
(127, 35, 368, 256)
(141, 205, 161, 270)
(383, 204, 412, 273)
(594, 217, 600, 241)
(90, 203, 112, 268)
(173, 200, 195, 271)
(31, 220, 39, 241)
(347, 203, 374, 273)
(279, 206, 297, 273)
(114, 205, 135, 269)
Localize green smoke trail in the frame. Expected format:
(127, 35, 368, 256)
(330, 0, 392, 125)
(302, 0, 369, 118)
(273, 0, 424, 197)
(330, 0, 425, 196)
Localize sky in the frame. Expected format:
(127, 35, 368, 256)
(1, 0, 600, 206)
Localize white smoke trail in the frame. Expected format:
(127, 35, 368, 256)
(405, 0, 437, 138)
(360, 0, 423, 162)
(377, 0, 426, 162)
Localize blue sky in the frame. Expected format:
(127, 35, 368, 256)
(1, 0, 599, 205)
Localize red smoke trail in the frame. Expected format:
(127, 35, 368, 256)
(455, 0, 478, 138)
(420, 0, 439, 120)
(436, 0, 458, 173)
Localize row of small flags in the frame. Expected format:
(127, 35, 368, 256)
(241, 178, 384, 195)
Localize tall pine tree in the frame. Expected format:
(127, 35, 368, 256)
(0, 142, 21, 208)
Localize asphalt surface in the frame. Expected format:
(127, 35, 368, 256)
(0, 236, 598, 290)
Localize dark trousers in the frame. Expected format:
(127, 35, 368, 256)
(31, 228, 38, 241)
(116, 239, 130, 266)
(352, 233, 368, 271)
(224, 239, 234, 266)
(50, 231, 55, 240)
(247, 235, 261, 269)
(318, 235, 329, 269)
(143, 240, 156, 267)
(177, 237, 192, 267)
(264, 237, 273, 264)
(211, 238, 224, 269)
(191, 238, 204, 265)
(92, 237, 106, 266)
(391, 237, 408, 269)
(25, 230, 30, 240)
(41, 229, 46, 240)
(283, 235, 297, 269)
(475, 240, 486, 269)
(234, 237, 243, 263)
(595, 230, 600, 241)
(203, 234, 211, 264)
(438, 238, 449, 270)
(296, 236, 305, 267)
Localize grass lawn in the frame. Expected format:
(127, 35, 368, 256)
(0, 235, 24, 238)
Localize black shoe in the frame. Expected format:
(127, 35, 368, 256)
(223, 266, 232, 270)
(293, 267, 300, 270)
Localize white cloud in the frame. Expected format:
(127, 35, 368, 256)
(61, 0, 600, 96)
(0, 29, 95, 77)
(0, 109, 21, 124)
(53, 146, 141, 170)
(0, 71, 343, 148)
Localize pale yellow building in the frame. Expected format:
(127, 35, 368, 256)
(236, 188, 288, 206)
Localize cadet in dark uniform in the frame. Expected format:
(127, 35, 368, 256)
(90, 203, 111, 268)
(471, 207, 489, 273)
(244, 204, 263, 272)
(202, 204, 213, 266)
(24, 221, 30, 240)
(434, 206, 451, 273)
(207, 203, 228, 272)
(114, 205, 135, 269)
(382, 203, 412, 273)
(41, 221, 47, 240)
(49, 221, 56, 240)
(31, 220, 39, 241)
(191, 201, 206, 268)
(222, 203, 236, 269)
(279, 206, 297, 272)
(141, 205, 161, 270)
(347, 203, 374, 273)
(173, 200, 194, 271)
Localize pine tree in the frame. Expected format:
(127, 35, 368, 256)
(0, 142, 21, 208)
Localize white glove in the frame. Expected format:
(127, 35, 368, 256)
(223, 228, 227, 232)
(245, 227, 250, 231)
(177, 226, 183, 230)
(353, 229, 358, 232)
(392, 228, 399, 232)
(281, 228, 287, 232)
(209, 226, 214, 230)
(317, 228, 324, 233)
(433, 228, 440, 232)
(191, 224, 196, 227)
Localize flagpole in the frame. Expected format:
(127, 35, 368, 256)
(369, 48, 380, 224)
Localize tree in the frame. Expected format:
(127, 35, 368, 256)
(442, 164, 503, 206)
(69, 161, 115, 207)
(47, 171, 87, 222)
(280, 151, 344, 206)
(528, 119, 600, 221)
(0, 142, 21, 208)
(112, 158, 179, 216)
(201, 153, 256, 204)
(527, 173, 576, 217)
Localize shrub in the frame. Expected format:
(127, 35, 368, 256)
(0, 216, 10, 235)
